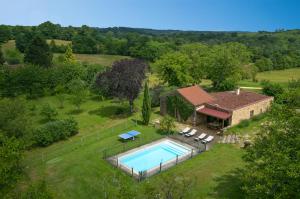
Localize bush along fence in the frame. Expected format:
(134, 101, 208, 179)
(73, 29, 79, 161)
(38, 118, 141, 164)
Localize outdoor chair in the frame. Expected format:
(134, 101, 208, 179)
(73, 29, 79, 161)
(185, 129, 197, 137)
(194, 133, 207, 141)
(201, 135, 214, 144)
(179, 127, 191, 135)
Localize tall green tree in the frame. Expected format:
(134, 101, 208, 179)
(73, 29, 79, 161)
(68, 79, 88, 111)
(63, 45, 76, 64)
(15, 31, 34, 53)
(242, 104, 300, 198)
(54, 84, 66, 109)
(180, 43, 210, 83)
(24, 35, 53, 67)
(0, 134, 23, 190)
(208, 44, 247, 90)
(155, 52, 193, 87)
(142, 81, 151, 125)
(0, 98, 32, 139)
(0, 46, 4, 65)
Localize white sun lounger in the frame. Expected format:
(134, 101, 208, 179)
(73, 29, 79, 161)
(185, 129, 197, 137)
(201, 135, 214, 144)
(179, 127, 191, 135)
(194, 133, 207, 141)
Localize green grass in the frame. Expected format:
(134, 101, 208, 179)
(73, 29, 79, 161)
(256, 68, 300, 83)
(1, 40, 16, 51)
(1, 40, 129, 67)
(227, 114, 267, 136)
(20, 95, 245, 198)
(46, 39, 71, 46)
(239, 68, 300, 88)
(73, 54, 129, 66)
(201, 68, 300, 90)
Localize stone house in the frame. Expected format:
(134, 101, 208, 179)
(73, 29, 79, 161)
(160, 85, 273, 128)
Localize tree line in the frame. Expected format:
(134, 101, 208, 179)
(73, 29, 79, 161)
(1, 21, 300, 71)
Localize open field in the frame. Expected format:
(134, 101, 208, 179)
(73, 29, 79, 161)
(46, 39, 71, 45)
(20, 95, 245, 198)
(1, 40, 128, 66)
(201, 68, 300, 89)
(73, 54, 129, 66)
(1, 40, 16, 51)
(53, 53, 129, 66)
(239, 68, 300, 88)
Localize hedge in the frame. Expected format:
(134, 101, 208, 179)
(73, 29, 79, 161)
(34, 118, 78, 147)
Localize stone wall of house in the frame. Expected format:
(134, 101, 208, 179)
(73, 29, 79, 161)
(231, 97, 273, 126)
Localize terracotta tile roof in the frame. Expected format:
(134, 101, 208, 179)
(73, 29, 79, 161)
(197, 107, 231, 120)
(177, 85, 214, 106)
(208, 90, 273, 111)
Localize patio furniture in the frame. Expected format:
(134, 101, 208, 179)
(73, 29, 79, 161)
(207, 122, 220, 130)
(119, 130, 141, 141)
(185, 129, 197, 137)
(201, 135, 214, 144)
(179, 127, 191, 135)
(194, 133, 207, 141)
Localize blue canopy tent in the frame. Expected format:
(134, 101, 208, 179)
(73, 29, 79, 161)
(119, 130, 141, 140)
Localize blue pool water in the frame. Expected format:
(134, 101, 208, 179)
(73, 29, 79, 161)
(119, 140, 191, 172)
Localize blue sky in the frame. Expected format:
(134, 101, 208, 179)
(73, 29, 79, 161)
(0, 0, 299, 31)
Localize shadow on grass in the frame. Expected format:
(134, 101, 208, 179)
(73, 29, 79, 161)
(89, 95, 105, 102)
(211, 168, 245, 199)
(68, 109, 84, 115)
(155, 129, 176, 136)
(88, 105, 131, 119)
(130, 118, 144, 125)
(154, 110, 160, 115)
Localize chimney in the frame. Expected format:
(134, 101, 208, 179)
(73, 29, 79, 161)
(236, 88, 240, 95)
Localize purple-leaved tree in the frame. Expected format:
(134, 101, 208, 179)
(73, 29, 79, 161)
(96, 59, 147, 113)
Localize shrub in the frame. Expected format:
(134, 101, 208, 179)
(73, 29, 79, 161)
(68, 79, 88, 110)
(261, 80, 284, 99)
(0, 65, 47, 98)
(34, 118, 78, 147)
(217, 76, 239, 91)
(255, 58, 273, 71)
(4, 49, 23, 65)
(40, 104, 58, 122)
(251, 113, 266, 122)
(63, 118, 79, 136)
(236, 119, 250, 128)
(159, 115, 175, 135)
(0, 98, 32, 138)
(0, 134, 23, 190)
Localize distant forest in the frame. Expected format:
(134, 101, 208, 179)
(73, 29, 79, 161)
(1, 21, 300, 71)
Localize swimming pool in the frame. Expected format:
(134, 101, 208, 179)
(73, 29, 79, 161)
(118, 139, 193, 174)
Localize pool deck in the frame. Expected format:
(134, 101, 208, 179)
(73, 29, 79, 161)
(170, 123, 221, 150)
(107, 138, 199, 179)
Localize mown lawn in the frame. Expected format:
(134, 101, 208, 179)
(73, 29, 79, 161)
(21, 95, 245, 199)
